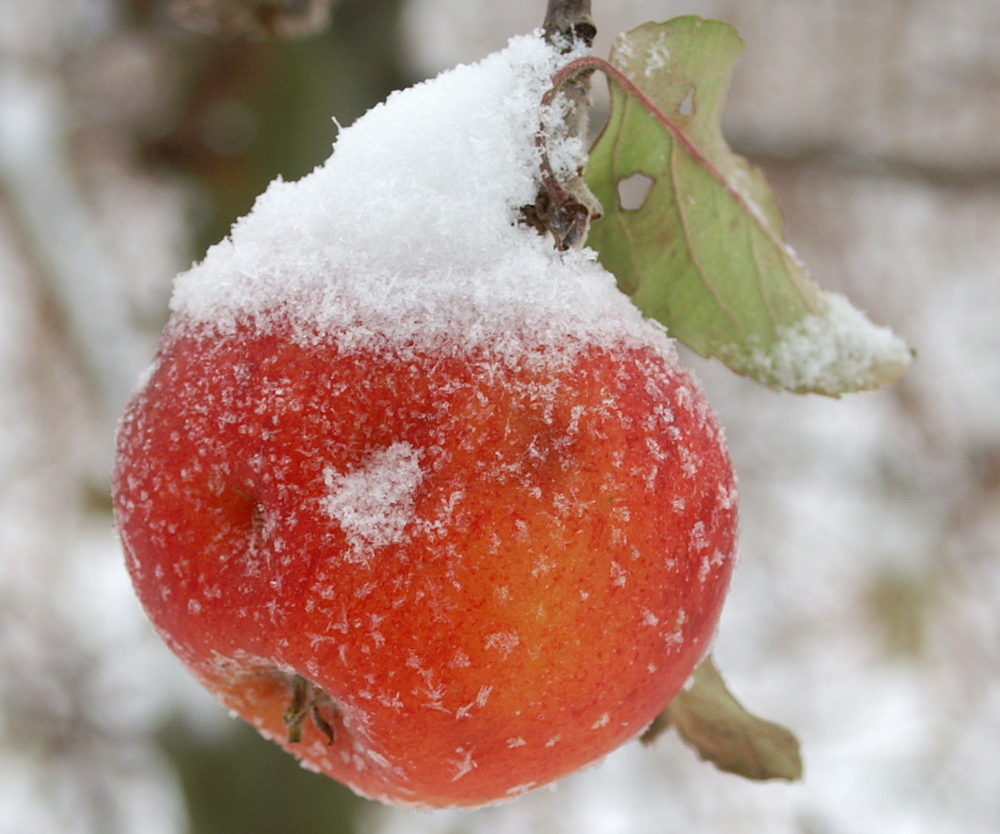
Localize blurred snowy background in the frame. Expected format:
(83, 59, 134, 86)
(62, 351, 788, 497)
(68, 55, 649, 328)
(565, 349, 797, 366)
(1, 1, 997, 832)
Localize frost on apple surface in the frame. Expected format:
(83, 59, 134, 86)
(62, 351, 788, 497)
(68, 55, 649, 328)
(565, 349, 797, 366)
(111, 17, 745, 810)
(113, 319, 739, 806)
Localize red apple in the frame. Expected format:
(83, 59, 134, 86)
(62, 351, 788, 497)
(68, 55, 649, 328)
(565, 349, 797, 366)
(113, 314, 737, 808)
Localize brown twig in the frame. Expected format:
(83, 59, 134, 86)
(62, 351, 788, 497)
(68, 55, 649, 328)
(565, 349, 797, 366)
(542, 0, 596, 50)
(524, 0, 601, 250)
(169, 0, 334, 39)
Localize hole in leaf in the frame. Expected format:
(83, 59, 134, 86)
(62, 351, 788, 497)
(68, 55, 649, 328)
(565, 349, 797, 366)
(617, 173, 655, 211)
(679, 86, 695, 116)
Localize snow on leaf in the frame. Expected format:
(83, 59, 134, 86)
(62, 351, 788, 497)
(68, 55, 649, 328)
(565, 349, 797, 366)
(584, 16, 912, 395)
(643, 654, 803, 782)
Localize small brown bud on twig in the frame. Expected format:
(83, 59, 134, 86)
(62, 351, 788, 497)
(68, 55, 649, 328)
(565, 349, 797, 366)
(169, 0, 334, 40)
(542, 0, 596, 51)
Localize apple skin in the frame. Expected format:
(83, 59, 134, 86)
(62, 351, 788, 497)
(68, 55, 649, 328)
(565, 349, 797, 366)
(113, 317, 737, 809)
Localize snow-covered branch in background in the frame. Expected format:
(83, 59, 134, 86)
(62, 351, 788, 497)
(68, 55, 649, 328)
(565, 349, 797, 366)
(0, 65, 153, 432)
(0, 1, 214, 831)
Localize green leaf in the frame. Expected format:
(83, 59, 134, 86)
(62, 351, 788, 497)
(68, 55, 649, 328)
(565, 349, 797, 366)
(642, 655, 803, 782)
(584, 17, 912, 395)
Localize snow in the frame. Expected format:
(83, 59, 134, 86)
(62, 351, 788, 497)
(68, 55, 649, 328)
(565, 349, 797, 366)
(751, 291, 913, 393)
(324, 443, 425, 565)
(168, 32, 666, 364)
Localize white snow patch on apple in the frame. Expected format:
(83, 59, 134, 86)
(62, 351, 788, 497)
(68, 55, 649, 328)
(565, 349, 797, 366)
(168, 32, 677, 365)
(323, 442, 424, 564)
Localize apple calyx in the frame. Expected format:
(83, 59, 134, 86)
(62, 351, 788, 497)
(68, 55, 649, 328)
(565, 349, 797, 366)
(283, 673, 339, 745)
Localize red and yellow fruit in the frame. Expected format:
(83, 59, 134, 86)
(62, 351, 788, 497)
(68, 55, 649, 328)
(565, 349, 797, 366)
(113, 315, 737, 808)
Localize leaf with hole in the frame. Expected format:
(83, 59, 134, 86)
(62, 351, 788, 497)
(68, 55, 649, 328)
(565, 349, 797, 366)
(584, 16, 912, 395)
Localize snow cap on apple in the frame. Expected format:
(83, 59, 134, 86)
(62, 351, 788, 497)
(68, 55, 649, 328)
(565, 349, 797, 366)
(113, 30, 739, 809)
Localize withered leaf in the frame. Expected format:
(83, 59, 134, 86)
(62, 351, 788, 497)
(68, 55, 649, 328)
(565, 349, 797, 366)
(644, 655, 803, 782)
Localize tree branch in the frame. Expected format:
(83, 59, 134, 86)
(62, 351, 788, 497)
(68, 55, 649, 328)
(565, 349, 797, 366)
(522, 1, 600, 250)
(169, 0, 334, 39)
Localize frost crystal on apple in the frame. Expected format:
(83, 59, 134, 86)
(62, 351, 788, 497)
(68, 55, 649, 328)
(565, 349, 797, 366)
(323, 443, 424, 564)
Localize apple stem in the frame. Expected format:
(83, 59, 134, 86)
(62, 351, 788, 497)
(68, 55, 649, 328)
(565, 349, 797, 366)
(522, 1, 601, 250)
